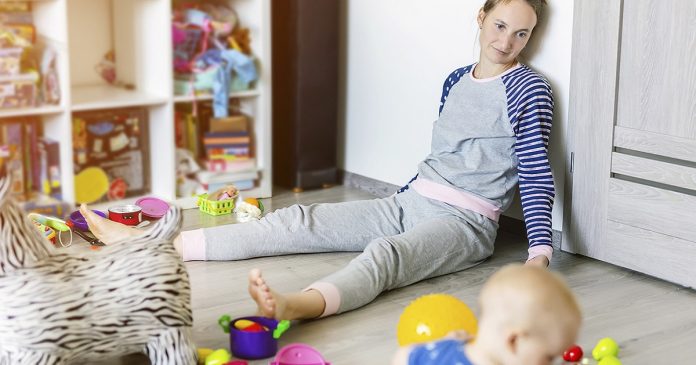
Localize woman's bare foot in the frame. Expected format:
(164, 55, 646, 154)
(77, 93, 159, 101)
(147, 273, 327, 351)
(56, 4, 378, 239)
(247, 269, 327, 320)
(248, 268, 288, 319)
(80, 204, 142, 245)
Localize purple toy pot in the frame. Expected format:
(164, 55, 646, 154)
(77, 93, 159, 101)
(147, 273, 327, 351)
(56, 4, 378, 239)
(229, 316, 279, 359)
(69, 210, 106, 231)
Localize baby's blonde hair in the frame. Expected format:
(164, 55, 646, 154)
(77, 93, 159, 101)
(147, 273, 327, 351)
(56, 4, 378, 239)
(478, 265, 581, 335)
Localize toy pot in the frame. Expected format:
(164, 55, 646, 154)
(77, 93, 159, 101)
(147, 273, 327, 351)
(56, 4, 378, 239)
(229, 316, 279, 359)
(108, 205, 142, 226)
(69, 209, 107, 231)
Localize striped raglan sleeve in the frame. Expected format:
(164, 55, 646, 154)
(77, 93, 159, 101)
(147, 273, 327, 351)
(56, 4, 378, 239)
(510, 75, 555, 262)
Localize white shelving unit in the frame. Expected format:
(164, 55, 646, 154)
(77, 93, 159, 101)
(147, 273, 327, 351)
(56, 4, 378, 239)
(0, 0, 273, 206)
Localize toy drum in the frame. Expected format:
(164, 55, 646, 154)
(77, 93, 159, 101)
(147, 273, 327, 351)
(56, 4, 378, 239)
(108, 205, 142, 226)
(229, 316, 279, 359)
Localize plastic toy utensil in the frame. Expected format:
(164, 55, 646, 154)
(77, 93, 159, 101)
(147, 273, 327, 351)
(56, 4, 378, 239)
(218, 315, 232, 334)
(273, 320, 291, 339)
(28, 213, 70, 232)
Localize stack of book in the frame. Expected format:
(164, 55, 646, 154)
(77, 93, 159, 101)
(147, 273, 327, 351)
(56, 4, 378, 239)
(197, 115, 257, 191)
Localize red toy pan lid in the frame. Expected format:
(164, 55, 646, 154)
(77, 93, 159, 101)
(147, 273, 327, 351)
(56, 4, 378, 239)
(135, 197, 170, 218)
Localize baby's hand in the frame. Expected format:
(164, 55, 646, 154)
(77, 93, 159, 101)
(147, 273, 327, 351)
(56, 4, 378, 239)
(445, 330, 472, 342)
(525, 255, 550, 268)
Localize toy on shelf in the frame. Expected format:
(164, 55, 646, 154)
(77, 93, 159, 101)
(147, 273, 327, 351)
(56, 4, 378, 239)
(93, 50, 134, 90)
(218, 315, 291, 360)
(269, 344, 330, 365)
(171, 3, 258, 118)
(0, 3, 62, 109)
(396, 293, 478, 346)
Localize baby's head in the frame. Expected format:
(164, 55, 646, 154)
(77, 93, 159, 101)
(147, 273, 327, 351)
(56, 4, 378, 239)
(475, 264, 581, 365)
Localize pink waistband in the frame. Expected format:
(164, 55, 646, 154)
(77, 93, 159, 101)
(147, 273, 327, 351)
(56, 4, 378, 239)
(411, 178, 502, 222)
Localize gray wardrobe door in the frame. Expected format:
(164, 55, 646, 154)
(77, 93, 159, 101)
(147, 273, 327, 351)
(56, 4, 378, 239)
(564, 0, 696, 288)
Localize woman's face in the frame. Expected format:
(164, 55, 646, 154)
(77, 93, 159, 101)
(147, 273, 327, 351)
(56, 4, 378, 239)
(478, 0, 538, 65)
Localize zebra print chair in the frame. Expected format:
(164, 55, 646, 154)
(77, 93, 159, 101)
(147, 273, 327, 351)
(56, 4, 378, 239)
(0, 178, 196, 364)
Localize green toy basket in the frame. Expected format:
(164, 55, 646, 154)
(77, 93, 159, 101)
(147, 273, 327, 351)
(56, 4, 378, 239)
(197, 194, 235, 216)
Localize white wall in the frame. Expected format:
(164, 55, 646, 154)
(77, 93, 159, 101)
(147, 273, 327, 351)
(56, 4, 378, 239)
(338, 0, 574, 230)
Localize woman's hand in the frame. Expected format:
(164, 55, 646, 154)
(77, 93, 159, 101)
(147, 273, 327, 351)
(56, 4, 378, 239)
(525, 255, 549, 268)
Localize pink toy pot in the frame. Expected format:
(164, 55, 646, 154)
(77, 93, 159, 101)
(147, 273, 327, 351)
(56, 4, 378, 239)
(269, 344, 330, 365)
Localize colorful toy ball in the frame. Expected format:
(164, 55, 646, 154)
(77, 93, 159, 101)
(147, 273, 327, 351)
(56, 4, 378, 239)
(396, 294, 477, 346)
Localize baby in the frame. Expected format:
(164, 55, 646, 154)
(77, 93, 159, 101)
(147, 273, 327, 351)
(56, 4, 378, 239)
(392, 264, 582, 365)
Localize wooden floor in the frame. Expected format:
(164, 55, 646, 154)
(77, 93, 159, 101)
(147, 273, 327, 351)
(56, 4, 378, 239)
(73, 185, 696, 364)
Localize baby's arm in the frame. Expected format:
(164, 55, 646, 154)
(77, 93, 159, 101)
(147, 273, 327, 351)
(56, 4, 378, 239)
(392, 333, 471, 365)
(391, 345, 415, 365)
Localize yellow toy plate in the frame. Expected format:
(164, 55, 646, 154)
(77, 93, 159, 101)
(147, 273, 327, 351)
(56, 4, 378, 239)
(74, 167, 109, 204)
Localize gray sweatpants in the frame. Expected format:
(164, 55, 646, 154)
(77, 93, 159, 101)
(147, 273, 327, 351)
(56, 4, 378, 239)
(202, 189, 497, 314)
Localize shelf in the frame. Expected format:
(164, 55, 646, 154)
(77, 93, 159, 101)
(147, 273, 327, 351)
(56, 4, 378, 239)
(173, 89, 261, 103)
(0, 105, 64, 119)
(71, 85, 168, 112)
(10, 0, 272, 205)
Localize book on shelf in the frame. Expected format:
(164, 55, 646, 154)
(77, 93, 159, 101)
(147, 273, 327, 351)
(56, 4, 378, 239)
(174, 102, 258, 193)
(39, 138, 62, 199)
(0, 119, 63, 202)
(205, 157, 256, 173)
(3, 122, 25, 198)
(197, 169, 258, 192)
(202, 131, 250, 146)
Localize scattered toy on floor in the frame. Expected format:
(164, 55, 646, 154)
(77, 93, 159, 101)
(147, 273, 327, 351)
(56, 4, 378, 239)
(563, 344, 584, 362)
(593, 337, 619, 361)
(270, 344, 330, 365)
(218, 315, 290, 360)
(396, 293, 478, 346)
(205, 348, 231, 365)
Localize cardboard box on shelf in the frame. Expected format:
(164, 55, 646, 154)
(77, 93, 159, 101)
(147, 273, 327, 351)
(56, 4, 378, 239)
(210, 114, 248, 133)
(0, 72, 38, 109)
